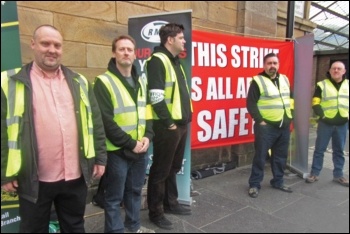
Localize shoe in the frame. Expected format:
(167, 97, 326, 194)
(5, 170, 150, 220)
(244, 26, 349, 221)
(150, 216, 173, 230)
(125, 226, 155, 233)
(272, 185, 293, 193)
(305, 175, 319, 183)
(191, 190, 201, 197)
(91, 195, 104, 209)
(164, 205, 192, 215)
(333, 177, 349, 187)
(248, 187, 259, 198)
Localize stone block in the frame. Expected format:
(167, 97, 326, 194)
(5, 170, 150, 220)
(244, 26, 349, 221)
(129, 1, 164, 10)
(224, 1, 238, 10)
(17, 7, 53, 37)
(17, 1, 116, 21)
(193, 18, 236, 34)
(245, 1, 277, 17)
(62, 41, 86, 67)
(191, 1, 208, 20)
(87, 44, 111, 69)
(236, 151, 254, 167)
(116, 2, 160, 25)
(54, 14, 126, 46)
(232, 142, 255, 167)
(208, 2, 236, 27)
(251, 16, 277, 35)
(164, 1, 192, 11)
(19, 35, 32, 64)
(191, 145, 239, 171)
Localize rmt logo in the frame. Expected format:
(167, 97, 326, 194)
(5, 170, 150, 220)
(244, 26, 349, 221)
(141, 20, 168, 43)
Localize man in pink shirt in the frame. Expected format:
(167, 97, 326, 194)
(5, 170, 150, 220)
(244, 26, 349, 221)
(1, 25, 107, 233)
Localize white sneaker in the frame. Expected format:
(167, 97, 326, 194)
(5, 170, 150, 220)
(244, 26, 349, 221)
(126, 226, 155, 233)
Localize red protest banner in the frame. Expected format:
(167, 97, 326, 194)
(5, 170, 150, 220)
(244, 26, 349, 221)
(191, 30, 294, 149)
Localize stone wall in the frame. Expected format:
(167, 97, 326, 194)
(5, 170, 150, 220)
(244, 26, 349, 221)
(16, 1, 316, 170)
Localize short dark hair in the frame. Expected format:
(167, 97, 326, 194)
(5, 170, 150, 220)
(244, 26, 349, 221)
(263, 53, 279, 63)
(159, 23, 184, 46)
(112, 35, 136, 52)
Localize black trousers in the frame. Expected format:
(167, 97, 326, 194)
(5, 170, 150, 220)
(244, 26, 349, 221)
(147, 122, 188, 220)
(19, 176, 87, 233)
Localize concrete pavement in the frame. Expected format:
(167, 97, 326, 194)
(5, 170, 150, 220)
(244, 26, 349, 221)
(84, 127, 349, 233)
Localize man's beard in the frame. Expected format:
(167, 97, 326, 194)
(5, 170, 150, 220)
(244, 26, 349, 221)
(268, 69, 276, 75)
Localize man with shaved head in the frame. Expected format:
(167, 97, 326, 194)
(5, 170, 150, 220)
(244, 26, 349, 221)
(1, 25, 107, 232)
(306, 61, 349, 187)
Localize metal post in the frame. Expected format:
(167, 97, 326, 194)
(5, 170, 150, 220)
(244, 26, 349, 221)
(286, 1, 295, 40)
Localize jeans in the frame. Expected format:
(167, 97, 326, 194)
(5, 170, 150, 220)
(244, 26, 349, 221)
(104, 151, 147, 233)
(310, 121, 347, 178)
(249, 123, 290, 189)
(147, 122, 188, 221)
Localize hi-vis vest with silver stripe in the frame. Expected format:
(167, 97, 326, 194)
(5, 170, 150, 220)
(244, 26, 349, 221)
(254, 75, 292, 121)
(95, 71, 148, 151)
(148, 52, 192, 120)
(317, 79, 349, 118)
(1, 68, 95, 177)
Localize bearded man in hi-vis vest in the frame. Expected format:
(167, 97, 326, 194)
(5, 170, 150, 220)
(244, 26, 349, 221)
(247, 53, 294, 198)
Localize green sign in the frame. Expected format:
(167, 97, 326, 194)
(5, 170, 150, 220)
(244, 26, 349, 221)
(1, 1, 22, 71)
(1, 2, 22, 233)
(1, 191, 20, 233)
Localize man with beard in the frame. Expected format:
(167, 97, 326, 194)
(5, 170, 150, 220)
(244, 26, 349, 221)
(246, 53, 294, 198)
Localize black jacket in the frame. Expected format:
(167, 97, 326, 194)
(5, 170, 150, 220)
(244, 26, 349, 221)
(246, 71, 293, 128)
(93, 58, 154, 153)
(146, 45, 192, 127)
(1, 62, 107, 203)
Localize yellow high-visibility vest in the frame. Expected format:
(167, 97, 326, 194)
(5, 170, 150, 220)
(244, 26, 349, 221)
(148, 52, 192, 120)
(95, 71, 148, 151)
(1, 69, 95, 177)
(318, 79, 349, 118)
(254, 75, 292, 121)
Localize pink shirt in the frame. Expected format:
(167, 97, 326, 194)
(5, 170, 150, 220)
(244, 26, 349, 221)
(31, 62, 81, 182)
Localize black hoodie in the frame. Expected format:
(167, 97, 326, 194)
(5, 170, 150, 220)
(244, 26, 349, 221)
(146, 45, 192, 128)
(93, 58, 154, 151)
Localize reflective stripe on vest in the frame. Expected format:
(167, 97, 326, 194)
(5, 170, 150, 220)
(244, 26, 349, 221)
(96, 71, 147, 151)
(74, 75, 95, 158)
(318, 79, 349, 118)
(1, 68, 23, 177)
(254, 75, 292, 121)
(149, 52, 192, 120)
(1, 69, 95, 178)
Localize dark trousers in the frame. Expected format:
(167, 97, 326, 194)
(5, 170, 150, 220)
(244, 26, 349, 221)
(249, 123, 290, 189)
(19, 176, 87, 233)
(147, 122, 188, 221)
